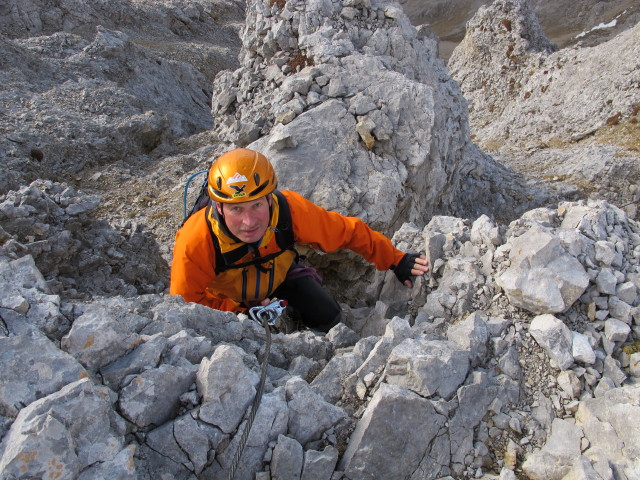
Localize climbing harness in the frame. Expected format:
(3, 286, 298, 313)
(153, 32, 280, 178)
(227, 299, 288, 480)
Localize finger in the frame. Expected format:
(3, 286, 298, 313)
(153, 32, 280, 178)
(415, 255, 429, 266)
(403, 279, 413, 288)
(412, 261, 428, 272)
(411, 263, 430, 274)
(260, 298, 271, 306)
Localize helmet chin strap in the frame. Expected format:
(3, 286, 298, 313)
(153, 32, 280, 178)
(267, 193, 273, 216)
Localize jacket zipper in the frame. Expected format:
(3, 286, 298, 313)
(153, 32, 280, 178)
(241, 268, 248, 302)
(267, 262, 275, 297)
(254, 265, 261, 300)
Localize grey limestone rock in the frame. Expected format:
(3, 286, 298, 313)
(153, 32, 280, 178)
(0, 331, 87, 418)
(529, 314, 574, 370)
(197, 344, 259, 433)
(522, 418, 584, 480)
(497, 225, 590, 314)
(1, 190, 636, 480)
(301, 446, 339, 480)
(100, 334, 168, 390)
(214, 388, 288, 480)
(448, 0, 640, 220)
(270, 434, 304, 480)
(285, 377, 347, 446)
(0, 378, 126, 479)
(447, 311, 490, 367)
(449, 0, 639, 152)
(0, 182, 169, 300)
(0, 254, 67, 339)
(385, 337, 470, 399)
(118, 362, 197, 429)
(61, 301, 150, 372)
(311, 351, 364, 404)
(572, 331, 597, 365)
(212, 0, 478, 250)
(1, 0, 640, 478)
(339, 382, 446, 480)
(574, 384, 640, 478)
(76, 445, 137, 480)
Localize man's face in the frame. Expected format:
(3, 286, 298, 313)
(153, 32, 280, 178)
(217, 196, 271, 244)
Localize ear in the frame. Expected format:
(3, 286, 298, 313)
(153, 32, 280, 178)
(216, 202, 224, 216)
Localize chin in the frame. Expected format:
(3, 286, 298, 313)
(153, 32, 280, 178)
(237, 230, 264, 243)
(240, 235, 260, 243)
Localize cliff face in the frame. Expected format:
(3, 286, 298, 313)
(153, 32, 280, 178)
(209, 0, 471, 233)
(399, 0, 640, 58)
(449, 0, 639, 152)
(1, 1, 639, 479)
(448, 0, 640, 221)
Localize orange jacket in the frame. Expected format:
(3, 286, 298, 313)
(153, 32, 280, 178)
(170, 190, 406, 311)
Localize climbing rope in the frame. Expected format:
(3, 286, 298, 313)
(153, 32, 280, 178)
(227, 299, 288, 480)
(182, 170, 208, 221)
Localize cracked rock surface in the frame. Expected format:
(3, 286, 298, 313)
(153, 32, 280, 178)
(1, 0, 639, 479)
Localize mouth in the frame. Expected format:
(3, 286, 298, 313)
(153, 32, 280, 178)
(240, 227, 261, 237)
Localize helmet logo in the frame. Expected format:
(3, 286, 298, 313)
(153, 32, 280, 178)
(227, 173, 248, 184)
(230, 184, 247, 198)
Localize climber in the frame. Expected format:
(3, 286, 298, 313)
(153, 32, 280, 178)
(169, 147, 429, 332)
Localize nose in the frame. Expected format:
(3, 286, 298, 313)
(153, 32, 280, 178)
(241, 209, 259, 227)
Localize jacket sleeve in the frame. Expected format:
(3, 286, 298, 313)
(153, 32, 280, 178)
(169, 210, 239, 312)
(282, 190, 406, 270)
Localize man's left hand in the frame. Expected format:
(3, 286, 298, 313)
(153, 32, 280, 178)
(392, 253, 430, 288)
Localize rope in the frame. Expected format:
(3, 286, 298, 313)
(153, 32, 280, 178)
(182, 170, 208, 220)
(227, 300, 286, 480)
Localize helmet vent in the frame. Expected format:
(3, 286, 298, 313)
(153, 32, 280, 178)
(254, 173, 260, 186)
(216, 177, 222, 189)
(250, 182, 268, 197)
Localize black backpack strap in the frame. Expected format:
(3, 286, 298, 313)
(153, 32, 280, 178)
(272, 191, 295, 250)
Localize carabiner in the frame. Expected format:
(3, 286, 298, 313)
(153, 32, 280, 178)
(249, 299, 288, 326)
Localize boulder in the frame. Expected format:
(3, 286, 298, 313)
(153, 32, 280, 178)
(497, 226, 589, 314)
(529, 314, 574, 370)
(339, 382, 446, 479)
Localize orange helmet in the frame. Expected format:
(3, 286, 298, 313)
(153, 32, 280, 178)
(207, 148, 277, 203)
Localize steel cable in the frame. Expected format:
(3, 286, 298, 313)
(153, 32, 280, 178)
(227, 300, 286, 480)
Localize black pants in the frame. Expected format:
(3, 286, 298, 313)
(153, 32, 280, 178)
(272, 265, 342, 333)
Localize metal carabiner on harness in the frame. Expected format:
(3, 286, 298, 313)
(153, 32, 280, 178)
(248, 299, 288, 327)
